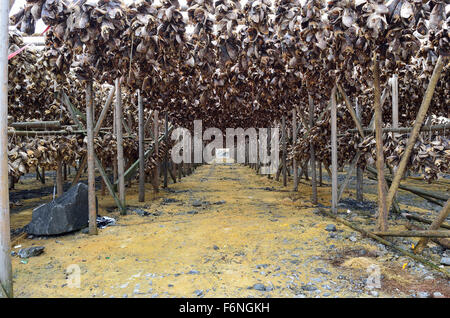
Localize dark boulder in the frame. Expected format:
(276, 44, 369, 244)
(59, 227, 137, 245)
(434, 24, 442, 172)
(26, 183, 97, 236)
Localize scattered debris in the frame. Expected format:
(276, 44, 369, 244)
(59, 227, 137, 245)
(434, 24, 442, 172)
(18, 246, 45, 258)
(96, 216, 116, 229)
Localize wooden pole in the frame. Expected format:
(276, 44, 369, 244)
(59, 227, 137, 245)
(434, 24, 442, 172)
(138, 90, 145, 202)
(0, 0, 12, 297)
(344, 124, 450, 135)
(56, 160, 63, 197)
(373, 230, 450, 238)
(405, 222, 450, 250)
(414, 199, 450, 254)
(386, 56, 446, 213)
(403, 213, 450, 230)
(267, 127, 272, 179)
(319, 161, 322, 187)
(391, 74, 399, 129)
(115, 78, 126, 213)
(372, 53, 388, 231)
(331, 86, 338, 213)
(163, 111, 168, 188)
(9, 120, 62, 130)
(292, 110, 298, 190)
(152, 110, 159, 193)
(282, 116, 287, 186)
(94, 87, 115, 135)
(355, 97, 363, 201)
(86, 81, 98, 235)
(308, 95, 317, 204)
(337, 84, 365, 138)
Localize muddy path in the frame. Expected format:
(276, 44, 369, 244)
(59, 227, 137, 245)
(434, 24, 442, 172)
(10, 164, 450, 298)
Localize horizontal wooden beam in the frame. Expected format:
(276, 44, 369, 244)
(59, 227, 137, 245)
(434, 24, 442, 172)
(372, 230, 450, 238)
(345, 124, 450, 135)
(10, 121, 61, 130)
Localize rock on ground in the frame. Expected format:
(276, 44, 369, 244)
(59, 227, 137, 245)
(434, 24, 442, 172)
(18, 246, 45, 258)
(26, 183, 97, 236)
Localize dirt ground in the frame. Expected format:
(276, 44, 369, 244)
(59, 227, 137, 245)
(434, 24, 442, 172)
(8, 163, 450, 298)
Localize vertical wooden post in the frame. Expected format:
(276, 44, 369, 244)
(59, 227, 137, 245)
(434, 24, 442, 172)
(115, 78, 126, 213)
(153, 110, 159, 193)
(267, 127, 271, 178)
(331, 86, 338, 213)
(308, 95, 317, 204)
(319, 161, 322, 187)
(112, 93, 118, 186)
(138, 90, 145, 202)
(282, 115, 287, 186)
(0, 0, 12, 297)
(355, 97, 363, 201)
(292, 110, 298, 190)
(391, 74, 399, 128)
(163, 111, 168, 188)
(41, 167, 45, 184)
(56, 160, 63, 197)
(373, 54, 388, 231)
(86, 81, 98, 235)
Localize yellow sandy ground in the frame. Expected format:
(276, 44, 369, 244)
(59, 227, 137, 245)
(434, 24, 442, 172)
(9, 164, 450, 298)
